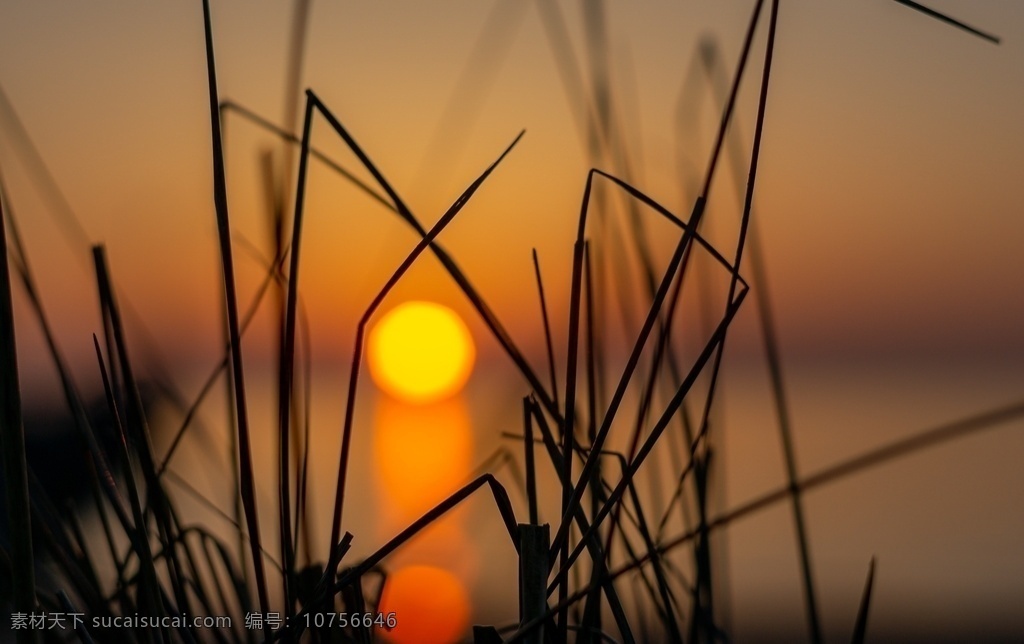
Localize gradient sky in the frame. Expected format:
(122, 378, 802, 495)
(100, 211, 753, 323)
(3, 2, 1023, 638)
(1, 1, 1022, 388)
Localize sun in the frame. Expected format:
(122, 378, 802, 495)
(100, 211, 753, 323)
(368, 301, 475, 404)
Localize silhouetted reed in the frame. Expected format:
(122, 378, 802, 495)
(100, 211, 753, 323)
(0, 1, 1010, 643)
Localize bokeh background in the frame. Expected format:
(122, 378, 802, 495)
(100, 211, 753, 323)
(2, 1, 1023, 641)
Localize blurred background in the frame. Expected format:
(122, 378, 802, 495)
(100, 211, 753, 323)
(1, 1, 1023, 640)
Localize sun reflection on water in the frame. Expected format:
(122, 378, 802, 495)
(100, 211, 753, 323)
(377, 564, 471, 644)
(369, 300, 479, 642)
(373, 396, 473, 519)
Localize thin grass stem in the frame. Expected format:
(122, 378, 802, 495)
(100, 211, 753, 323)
(0, 184, 37, 642)
(200, 0, 270, 622)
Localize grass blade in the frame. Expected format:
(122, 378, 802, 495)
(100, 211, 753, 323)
(93, 247, 195, 626)
(323, 125, 525, 584)
(473, 625, 504, 644)
(551, 283, 748, 592)
(200, 0, 270, 622)
(277, 476, 520, 641)
(532, 249, 560, 414)
(647, 398, 1024, 570)
(733, 7, 824, 641)
(57, 590, 96, 644)
(92, 335, 159, 644)
(411, 0, 528, 193)
(518, 523, 549, 644)
(533, 0, 602, 154)
(524, 399, 634, 642)
(0, 173, 141, 564)
(336, 475, 520, 587)
(550, 0, 768, 560)
(0, 172, 37, 641)
(163, 471, 283, 573)
(851, 557, 876, 644)
(0, 86, 91, 252)
(223, 98, 562, 420)
(557, 227, 588, 638)
(523, 398, 539, 525)
(890, 0, 1000, 44)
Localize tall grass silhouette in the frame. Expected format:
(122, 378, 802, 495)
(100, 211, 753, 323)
(0, 1, 1016, 643)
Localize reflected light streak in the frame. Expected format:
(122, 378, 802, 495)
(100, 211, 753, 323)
(377, 564, 471, 644)
(373, 396, 473, 519)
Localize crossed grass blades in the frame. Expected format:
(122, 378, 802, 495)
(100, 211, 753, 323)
(0, 1, 1012, 642)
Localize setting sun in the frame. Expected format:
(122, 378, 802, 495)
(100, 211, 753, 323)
(368, 301, 475, 404)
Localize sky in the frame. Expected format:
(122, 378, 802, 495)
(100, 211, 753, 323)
(2, 1, 1024, 639)
(0, 1, 1022, 391)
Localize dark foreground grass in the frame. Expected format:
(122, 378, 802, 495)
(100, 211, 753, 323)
(1, 166, 36, 644)
(0, 1, 1011, 643)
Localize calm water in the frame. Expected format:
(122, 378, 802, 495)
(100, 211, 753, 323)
(142, 354, 1024, 641)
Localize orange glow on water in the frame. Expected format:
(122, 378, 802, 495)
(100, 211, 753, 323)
(377, 565, 471, 644)
(373, 397, 473, 518)
(367, 301, 475, 404)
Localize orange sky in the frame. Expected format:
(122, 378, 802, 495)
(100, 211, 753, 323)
(3, 4, 1023, 638)
(1, 1, 1022, 394)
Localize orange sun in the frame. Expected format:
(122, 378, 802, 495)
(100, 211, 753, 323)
(368, 301, 475, 404)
